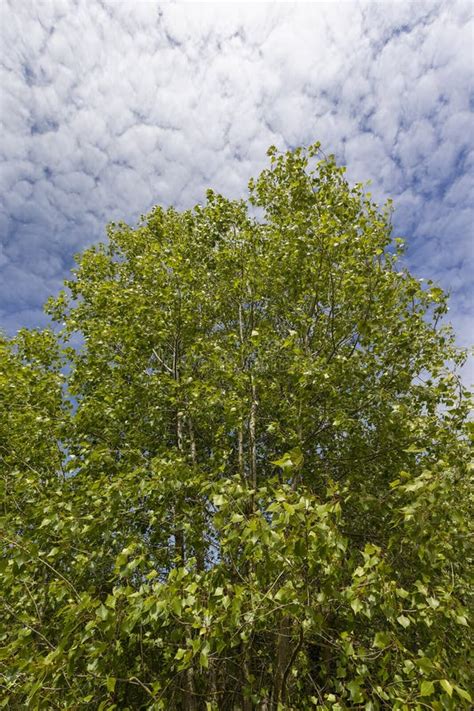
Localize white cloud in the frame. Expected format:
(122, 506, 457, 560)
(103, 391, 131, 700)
(0, 0, 472, 379)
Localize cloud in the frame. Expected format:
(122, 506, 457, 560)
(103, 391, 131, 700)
(0, 0, 472, 380)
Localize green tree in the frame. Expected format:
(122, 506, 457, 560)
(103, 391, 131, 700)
(1, 145, 472, 710)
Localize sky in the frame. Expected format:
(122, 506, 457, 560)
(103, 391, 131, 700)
(1, 0, 473, 381)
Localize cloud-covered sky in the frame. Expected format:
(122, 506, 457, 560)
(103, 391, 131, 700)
(1, 0, 473, 378)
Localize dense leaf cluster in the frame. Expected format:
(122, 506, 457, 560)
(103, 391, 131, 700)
(1, 145, 472, 709)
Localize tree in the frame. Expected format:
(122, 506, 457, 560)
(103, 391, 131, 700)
(1, 144, 472, 710)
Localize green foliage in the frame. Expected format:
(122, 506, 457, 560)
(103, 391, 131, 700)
(1, 145, 472, 709)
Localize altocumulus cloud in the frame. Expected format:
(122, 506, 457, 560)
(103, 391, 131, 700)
(0, 0, 473, 379)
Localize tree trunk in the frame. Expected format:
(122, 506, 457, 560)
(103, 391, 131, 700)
(272, 617, 293, 708)
(249, 377, 257, 510)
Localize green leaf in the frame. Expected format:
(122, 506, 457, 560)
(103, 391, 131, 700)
(397, 615, 410, 628)
(199, 643, 210, 669)
(271, 447, 304, 470)
(106, 677, 116, 693)
(347, 679, 363, 702)
(171, 597, 182, 616)
(27, 678, 43, 702)
(373, 631, 391, 649)
(351, 598, 364, 614)
(420, 681, 435, 696)
(403, 444, 425, 453)
(454, 686, 472, 703)
(96, 604, 109, 621)
(439, 679, 453, 697)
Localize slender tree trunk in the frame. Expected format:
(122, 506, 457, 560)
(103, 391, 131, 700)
(241, 652, 253, 711)
(209, 664, 219, 708)
(272, 617, 293, 708)
(249, 377, 257, 509)
(188, 415, 196, 465)
(184, 668, 197, 711)
(238, 424, 245, 482)
(188, 415, 205, 572)
(238, 302, 247, 488)
(175, 409, 185, 564)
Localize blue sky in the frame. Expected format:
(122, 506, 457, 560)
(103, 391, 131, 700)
(1, 0, 473, 381)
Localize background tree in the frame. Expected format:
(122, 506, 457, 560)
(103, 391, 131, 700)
(1, 145, 472, 710)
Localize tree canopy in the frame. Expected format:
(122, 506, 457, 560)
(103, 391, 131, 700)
(1, 144, 472, 710)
